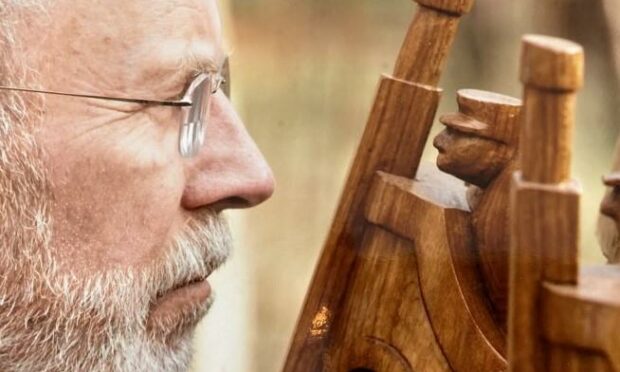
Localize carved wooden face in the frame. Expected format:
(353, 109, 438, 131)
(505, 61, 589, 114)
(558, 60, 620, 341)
(433, 127, 513, 188)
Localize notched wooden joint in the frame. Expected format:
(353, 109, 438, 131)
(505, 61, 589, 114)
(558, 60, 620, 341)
(520, 34, 584, 91)
(415, 0, 475, 15)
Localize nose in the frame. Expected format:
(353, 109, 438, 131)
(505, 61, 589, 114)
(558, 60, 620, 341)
(433, 129, 450, 152)
(181, 93, 275, 211)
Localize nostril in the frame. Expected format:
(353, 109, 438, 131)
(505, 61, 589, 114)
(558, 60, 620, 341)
(213, 196, 251, 211)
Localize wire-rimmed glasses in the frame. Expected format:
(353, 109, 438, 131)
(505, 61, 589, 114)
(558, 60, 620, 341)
(0, 58, 230, 158)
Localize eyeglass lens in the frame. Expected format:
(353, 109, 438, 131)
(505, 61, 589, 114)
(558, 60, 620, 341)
(178, 58, 231, 158)
(179, 76, 212, 157)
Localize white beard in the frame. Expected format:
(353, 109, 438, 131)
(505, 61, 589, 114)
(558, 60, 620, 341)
(598, 211, 620, 263)
(0, 26, 233, 368)
(0, 206, 231, 372)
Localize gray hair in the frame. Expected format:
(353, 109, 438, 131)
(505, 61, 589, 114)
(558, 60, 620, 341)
(0, 0, 52, 274)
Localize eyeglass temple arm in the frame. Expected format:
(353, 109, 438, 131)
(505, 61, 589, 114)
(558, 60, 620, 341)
(0, 86, 192, 107)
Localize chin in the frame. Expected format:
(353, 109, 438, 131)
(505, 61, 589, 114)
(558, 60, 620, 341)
(436, 157, 461, 177)
(113, 332, 196, 372)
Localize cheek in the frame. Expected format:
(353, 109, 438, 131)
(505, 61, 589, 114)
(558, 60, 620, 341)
(44, 137, 185, 274)
(445, 138, 498, 167)
(37, 98, 187, 273)
(437, 138, 474, 170)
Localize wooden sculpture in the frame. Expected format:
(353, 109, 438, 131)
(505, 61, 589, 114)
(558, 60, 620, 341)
(285, 1, 620, 371)
(507, 35, 620, 372)
(284, 0, 476, 370)
(435, 89, 521, 325)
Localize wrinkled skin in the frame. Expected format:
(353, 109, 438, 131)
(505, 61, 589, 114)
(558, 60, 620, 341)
(25, 0, 274, 274)
(4, 0, 275, 369)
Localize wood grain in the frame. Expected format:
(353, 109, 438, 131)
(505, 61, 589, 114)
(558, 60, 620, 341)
(520, 35, 585, 92)
(283, 1, 473, 370)
(328, 226, 451, 372)
(508, 35, 584, 372)
(519, 36, 583, 184)
(283, 75, 441, 372)
(508, 179, 580, 371)
(416, 0, 475, 15)
(364, 171, 506, 371)
(394, 7, 462, 84)
(437, 89, 522, 325)
(542, 266, 620, 371)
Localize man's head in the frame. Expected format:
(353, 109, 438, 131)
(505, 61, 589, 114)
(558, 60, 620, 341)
(0, 0, 274, 370)
(433, 89, 521, 188)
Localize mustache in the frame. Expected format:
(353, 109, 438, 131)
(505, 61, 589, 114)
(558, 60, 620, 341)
(24, 209, 233, 332)
(150, 209, 232, 299)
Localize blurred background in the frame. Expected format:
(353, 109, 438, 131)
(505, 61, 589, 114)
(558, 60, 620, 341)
(191, 0, 620, 371)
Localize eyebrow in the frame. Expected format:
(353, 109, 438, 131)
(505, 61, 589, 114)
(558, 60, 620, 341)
(166, 51, 227, 100)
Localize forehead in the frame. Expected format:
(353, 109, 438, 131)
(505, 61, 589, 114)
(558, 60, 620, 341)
(27, 0, 224, 90)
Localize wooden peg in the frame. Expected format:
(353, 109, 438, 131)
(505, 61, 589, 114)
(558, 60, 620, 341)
(508, 35, 584, 372)
(520, 35, 584, 92)
(519, 35, 584, 184)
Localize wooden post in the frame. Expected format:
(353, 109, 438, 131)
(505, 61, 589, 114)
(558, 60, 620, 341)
(508, 35, 584, 372)
(283, 0, 474, 370)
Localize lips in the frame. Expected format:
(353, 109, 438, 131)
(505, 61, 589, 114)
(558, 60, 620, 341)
(433, 132, 447, 153)
(147, 275, 214, 340)
(158, 275, 209, 299)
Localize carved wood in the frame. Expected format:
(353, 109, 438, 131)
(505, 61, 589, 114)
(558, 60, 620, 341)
(286, 3, 620, 371)
(507, 34, 620, 371)
(508, 34, 584, 372)
(283, 1, 474, 370)
(363, 171, 505, 371)
(436, 89, 522, 326)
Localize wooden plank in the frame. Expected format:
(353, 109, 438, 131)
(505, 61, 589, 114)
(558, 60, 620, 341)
(541, 266, 620, 371)
(284, 75, 440, 371)
(328, 226, 451, 371)
(509, 179, 580, 371)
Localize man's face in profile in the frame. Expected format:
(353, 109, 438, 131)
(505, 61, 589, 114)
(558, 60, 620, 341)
(0, 0, 274, 370)
(433, 127, 511, 188)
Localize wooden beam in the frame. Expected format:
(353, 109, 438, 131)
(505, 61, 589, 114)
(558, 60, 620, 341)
(508, 35, 584, 372)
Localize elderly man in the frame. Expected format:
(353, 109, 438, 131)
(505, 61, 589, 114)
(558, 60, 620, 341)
(0, 0, 274, 371)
